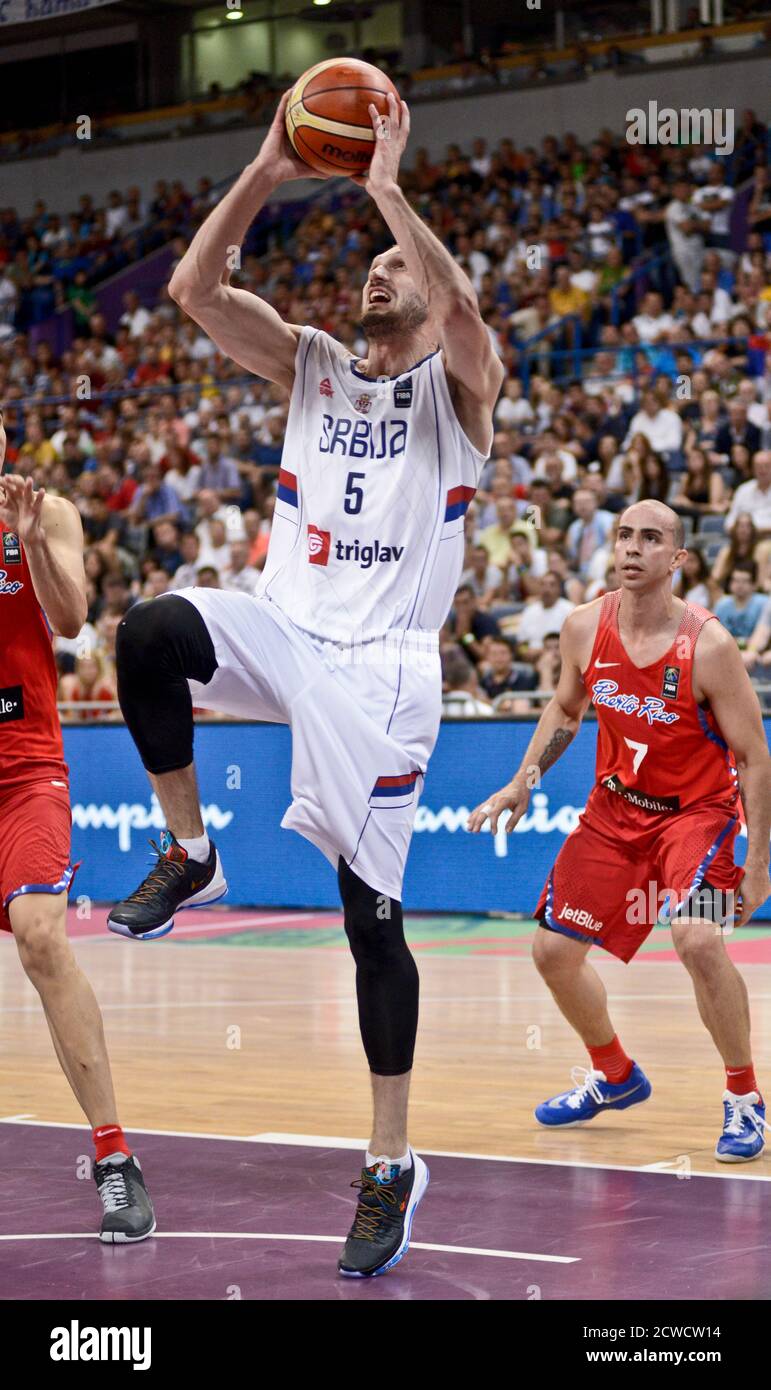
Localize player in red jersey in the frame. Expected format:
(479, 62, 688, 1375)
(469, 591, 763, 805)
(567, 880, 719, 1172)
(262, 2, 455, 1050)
(469, 499, 771, 1161)
(0, 408, 155, 1239)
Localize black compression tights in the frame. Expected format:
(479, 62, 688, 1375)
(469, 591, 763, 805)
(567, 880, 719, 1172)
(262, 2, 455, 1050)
(337, 857, 419, 1076)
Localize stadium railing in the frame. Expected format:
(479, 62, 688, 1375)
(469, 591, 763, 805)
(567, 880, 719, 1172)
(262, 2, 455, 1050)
(2, 17, 768, 159)
(6, 376, 266, 435)
(56, 683, 771, 721)
(519, 334, 763, 392)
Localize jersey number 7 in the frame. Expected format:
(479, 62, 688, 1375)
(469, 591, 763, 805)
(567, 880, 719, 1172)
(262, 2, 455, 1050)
(624, 737, 649, 774)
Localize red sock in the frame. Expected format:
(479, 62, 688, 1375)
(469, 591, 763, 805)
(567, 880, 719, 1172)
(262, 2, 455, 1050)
(93, 1124, 131, 1164)
(589, 1036, 634, 1084)
(725, 1064, 760, 1099)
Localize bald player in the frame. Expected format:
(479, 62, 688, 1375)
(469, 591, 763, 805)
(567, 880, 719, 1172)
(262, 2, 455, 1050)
(470, 500, 771, 1160)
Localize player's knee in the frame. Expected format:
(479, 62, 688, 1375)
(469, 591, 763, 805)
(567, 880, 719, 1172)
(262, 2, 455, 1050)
(344, 902, 410, 969)
(116, 597, 174, 678)
(338, 860, 410, 968)
(533, 925, 581, 981)
(671, 920, 723, 975)
(12, 902, 69, 979)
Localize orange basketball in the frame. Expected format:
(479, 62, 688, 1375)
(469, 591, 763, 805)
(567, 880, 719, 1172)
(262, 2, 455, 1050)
(286, 58, 400, 176)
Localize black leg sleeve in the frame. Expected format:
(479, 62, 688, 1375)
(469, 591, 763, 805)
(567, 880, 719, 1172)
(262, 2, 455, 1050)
(116, 596, 217, 775)
(338, 856, 419, 1076)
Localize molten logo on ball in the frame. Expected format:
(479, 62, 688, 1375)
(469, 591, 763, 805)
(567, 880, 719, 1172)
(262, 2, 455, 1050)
(322, 144, 370, 163)
(286, 57, 400, 176)
(307, 525, 331, 566)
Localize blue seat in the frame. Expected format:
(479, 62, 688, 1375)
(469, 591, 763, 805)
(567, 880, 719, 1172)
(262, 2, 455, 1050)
(490, 603, 525, 619)
(703, 539, 724, 565)
(698, 515, 728, 537)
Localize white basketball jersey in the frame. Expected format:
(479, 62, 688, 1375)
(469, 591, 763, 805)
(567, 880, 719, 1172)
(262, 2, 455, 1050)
(257, 327, 490, 643)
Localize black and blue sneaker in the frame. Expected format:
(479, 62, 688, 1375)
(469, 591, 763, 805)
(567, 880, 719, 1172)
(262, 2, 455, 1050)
(107, 831, 227, 940)
(338, 1148, 429, 1278)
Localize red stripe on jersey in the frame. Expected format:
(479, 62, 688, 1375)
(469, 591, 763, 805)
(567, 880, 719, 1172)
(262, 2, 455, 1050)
(446, 485, 476, 507)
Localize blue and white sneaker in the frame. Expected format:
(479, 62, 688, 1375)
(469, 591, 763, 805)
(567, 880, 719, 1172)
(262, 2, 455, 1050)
(535, 1064, 652, 1127)
(715, 1090, 766, 1162)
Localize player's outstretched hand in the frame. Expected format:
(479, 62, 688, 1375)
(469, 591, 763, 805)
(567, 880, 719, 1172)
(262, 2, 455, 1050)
(0, 474, 45, 546)
(256, 89, 334, 186)
(467, 778, 530, 835)
(350, 92, 409, 193)
(733, 861, 771, 928)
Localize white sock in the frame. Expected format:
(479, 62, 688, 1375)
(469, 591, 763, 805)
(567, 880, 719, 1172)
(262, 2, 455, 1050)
(366, 1148, 411, 1174)
(178, 833, 211, 864)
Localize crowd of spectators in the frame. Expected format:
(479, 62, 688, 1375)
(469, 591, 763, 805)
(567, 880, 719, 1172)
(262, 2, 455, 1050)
(1, 115, 770, 722)
(0, 181, 219, 333)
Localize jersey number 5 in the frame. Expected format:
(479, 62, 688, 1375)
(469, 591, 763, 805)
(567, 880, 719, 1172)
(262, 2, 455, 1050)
(624, 737, 649, 774)
(344, 471, 366, 515)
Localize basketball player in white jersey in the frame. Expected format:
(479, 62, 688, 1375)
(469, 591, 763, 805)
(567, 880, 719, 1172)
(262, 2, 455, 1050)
(108, 90, 502, 1277)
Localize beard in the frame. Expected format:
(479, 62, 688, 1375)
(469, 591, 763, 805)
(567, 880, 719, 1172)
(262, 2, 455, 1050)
(359, 291, 430, 340)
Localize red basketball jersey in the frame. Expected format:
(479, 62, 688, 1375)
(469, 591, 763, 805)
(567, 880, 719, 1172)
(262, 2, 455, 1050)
(0, 521, 67, 792)
(582, 589, 740, 817)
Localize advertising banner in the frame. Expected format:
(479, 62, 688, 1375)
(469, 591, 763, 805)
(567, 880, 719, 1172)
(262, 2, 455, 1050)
(0, 0, 119, 27)
(63, 720, 769, 917)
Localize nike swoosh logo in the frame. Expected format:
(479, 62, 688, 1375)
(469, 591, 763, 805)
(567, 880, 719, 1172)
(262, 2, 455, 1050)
(595, 661, 620, 668)
(51, 780, 67, 787)
(603, 1083, 643, 1103)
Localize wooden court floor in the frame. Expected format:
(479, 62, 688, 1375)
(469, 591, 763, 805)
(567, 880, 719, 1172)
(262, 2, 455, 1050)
(2, 910, 771, 1178)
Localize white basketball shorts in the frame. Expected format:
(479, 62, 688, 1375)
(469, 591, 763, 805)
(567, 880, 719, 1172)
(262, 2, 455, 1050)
(175, 588, 442, 901)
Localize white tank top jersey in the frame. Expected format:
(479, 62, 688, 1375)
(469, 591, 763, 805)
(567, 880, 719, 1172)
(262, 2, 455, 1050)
(256, 326, 492, 644)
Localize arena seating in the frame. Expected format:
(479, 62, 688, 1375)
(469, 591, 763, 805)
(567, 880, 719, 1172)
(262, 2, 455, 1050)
(1, 113, 770, 721)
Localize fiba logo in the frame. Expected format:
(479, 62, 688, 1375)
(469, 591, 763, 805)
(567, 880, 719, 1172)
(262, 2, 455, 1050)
(308, 524, 331, 566)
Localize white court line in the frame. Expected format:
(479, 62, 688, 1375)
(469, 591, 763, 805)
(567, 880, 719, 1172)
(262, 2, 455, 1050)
(1, 1117, 768, 1182)
(0, 992, 581, 1015)
(10, 990, 771, 1016)
(0, 1231, 577, 1262)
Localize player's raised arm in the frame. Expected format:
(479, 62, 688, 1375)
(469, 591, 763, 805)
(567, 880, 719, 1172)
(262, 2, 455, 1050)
(0, 477, 87, 638)
(359, 95, 504, 410)
(694, 622, 771, 926)
(167, 90, 330, 392)
(467, 609, 592, 834)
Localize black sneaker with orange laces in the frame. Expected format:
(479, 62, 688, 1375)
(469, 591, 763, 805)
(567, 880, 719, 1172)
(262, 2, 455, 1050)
(337, 1148, 429, 1277)
(107, 830, 227, 940)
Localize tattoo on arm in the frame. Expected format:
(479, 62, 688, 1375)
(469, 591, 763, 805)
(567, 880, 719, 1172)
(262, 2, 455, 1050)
(538, 727, 574, 774)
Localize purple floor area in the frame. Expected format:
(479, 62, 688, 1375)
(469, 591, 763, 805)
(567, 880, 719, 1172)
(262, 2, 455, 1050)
(2, 1122, 769, 1300)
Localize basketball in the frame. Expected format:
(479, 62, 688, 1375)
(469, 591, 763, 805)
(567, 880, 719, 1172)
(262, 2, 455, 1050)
(285, 57, 400, 176)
